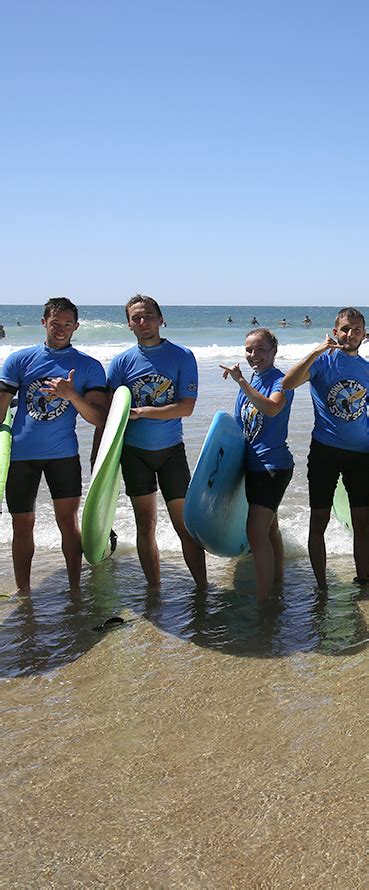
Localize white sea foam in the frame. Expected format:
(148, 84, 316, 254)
(78, 319, 126, 329)
(193, 341, 369, 363)
(2, 340, 369, 366)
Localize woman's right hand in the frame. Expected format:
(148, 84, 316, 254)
(219, 363, 243, 383)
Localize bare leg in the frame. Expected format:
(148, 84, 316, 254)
(350, 505, 369, 579)
(247, 504, 278, 601)
(53, 497, 82, 591)
(269, 513, 284, 582)
(167, 498, 207, 589)
(11, 512, 35, 593)
(308, 507, 331, 589)
(131, 493, 160, 587)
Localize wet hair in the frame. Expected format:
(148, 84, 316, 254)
(43, 297, 78, 322)
(335, 307, 365, 328)
(125, 293, 162, 321)
(245, 327, 278, 353)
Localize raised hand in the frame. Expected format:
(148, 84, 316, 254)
(316, 334, 340, 355)
(219, 363, 243, 382)
(40, 368, 76, 400)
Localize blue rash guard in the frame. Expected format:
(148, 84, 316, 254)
(0, 344, 106, 460)
(234, 366, 294, 472)
(309, 350, 369, 451)
(107, 339, 198, 450)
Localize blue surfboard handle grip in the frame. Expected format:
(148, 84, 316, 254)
(207, 446, 224, 488)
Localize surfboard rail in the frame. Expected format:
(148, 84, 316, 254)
(0, 407, 12, 506)
(81, 386, 131, 564)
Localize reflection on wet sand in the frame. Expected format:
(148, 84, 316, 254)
(1, 555, 368, 678)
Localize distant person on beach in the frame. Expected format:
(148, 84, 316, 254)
(91, 293, 207, 590)
(220, 328, 294, 601)
(251, 316, 259, 325)
(0, 324, 5, 338)
(303, 315, 312, 326)
(283, 307, 369, 590)
(0, 297, 107, 594)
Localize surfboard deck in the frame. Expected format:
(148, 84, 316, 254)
(184, 410, 250, 557)
(0, 408, 12, 507)
(81, 386, 131, 565)
(333, 475, 352, 531)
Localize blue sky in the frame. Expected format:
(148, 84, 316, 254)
(1, 0, 369, 305)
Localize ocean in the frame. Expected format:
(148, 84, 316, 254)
(1, 304, 368, 886)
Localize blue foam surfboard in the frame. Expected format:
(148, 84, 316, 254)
(184, 410, 250, 557)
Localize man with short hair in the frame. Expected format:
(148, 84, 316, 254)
(283, 307, 369, 589)
(92, 293, 206, 589)
(0, 297, 107, 593)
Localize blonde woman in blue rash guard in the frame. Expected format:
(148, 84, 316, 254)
(221, 328, 294, 601)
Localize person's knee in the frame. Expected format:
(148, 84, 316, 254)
(12, 512, 35, 535)
(54, 508, 80, 535)
(309, 510, 330, 535)
(247, 522, 266, 551)
(268, 517, 281, 542)
(170, 512, 186, 538)
(136, 515, 157, 538)
(351, 508, 369, 534)
(167, 499, 186, 537)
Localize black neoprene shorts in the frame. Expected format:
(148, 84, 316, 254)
(6, 455, 82, 514)
(307, 438, 369, 509)
(121, 442, 191, 502)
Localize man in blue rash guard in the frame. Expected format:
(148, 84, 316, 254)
(220, 328, 294, 601)
(91, 294, 206, 590)
(283, 307, 369, 590)
(0, 297, 107, 594)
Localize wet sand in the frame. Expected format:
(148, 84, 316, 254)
(1, 550, 368, 888)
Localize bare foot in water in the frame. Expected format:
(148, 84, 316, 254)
(15, 586, 31, 597)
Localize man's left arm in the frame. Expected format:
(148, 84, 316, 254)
(130, 397, 196, 421)
(130, 348, 198, 421)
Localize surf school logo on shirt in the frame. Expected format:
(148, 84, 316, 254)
(132, 374, 174, 407)
(241, 400, 264, 442)
(327, 379, 367, 422)
(26, 379, 69, 422)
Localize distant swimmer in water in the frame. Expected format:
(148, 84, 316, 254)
(0, 324, 5, 338)
(226, 315, 233, 324)
(16, 321, 21, 326)
(303, 315, 312, 326)
(279, 318, 291, 327)
(251, 316, 259, 326)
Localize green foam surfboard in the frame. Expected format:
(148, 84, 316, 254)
(81, 386, 131, 564)
(0, 408, 12, 505)
(333, 475, 352, 531)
